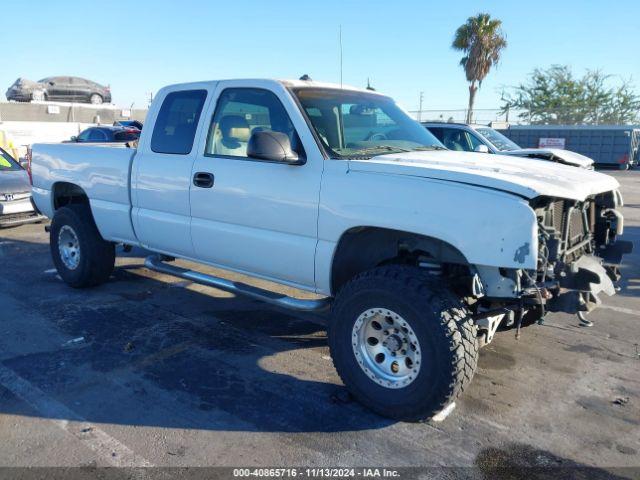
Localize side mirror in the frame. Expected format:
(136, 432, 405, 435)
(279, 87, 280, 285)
(247, 131, 303, 164)
(474, 144, 489, 153)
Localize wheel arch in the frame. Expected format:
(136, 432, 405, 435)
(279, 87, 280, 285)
(329, 226, 470, 295)
(52, 181, 90, 210)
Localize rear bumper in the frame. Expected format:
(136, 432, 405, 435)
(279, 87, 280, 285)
(0, 196, 46, 227)
(0, 211, 46, 228)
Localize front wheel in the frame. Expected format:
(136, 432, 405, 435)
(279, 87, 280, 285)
(89, 94, 103, 105)
(329, 265, 478, 421)
(50, 205, 115, 288)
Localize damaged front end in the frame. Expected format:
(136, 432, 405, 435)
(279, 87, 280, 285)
(530, 190, 632, 315)
(473, 189, 632, 344)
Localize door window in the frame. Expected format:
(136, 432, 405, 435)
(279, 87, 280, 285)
(441, 128, 472, 151)
(151, 89, 207, 155)
(427, 127, 444, 143)
(205, 88, 304, 159)
(467, 132, 485, 151)
(77, 129, 92, 141)
(88, 129, 108, 141)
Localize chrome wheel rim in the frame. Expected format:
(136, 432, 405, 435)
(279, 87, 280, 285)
(352, 308, 422, 389)
(58, 225, 81, 270)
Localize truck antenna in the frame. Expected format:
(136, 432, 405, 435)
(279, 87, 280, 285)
(339, 25, 343, 88)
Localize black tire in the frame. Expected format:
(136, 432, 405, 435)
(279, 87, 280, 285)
(329, 265, 478, 421)
(89, 93, 103, 105)
(50, 205, 115, 288)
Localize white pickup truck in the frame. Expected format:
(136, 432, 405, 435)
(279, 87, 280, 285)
(30, 78, 632, 420)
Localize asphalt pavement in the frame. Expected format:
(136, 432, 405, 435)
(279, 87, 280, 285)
(0, 170, 638, 477)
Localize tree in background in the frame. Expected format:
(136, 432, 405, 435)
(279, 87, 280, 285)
(452, 13, 507, 123)
(502, 65, 640, 125)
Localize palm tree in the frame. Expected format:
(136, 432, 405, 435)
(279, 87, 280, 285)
(452, 13, 507, 123)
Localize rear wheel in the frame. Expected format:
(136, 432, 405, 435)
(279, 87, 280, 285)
(50, 205, 115, 288)
(329, 265, 478, 421)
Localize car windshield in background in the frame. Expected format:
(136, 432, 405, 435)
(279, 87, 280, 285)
(475, 127, 521, 152)
(293, 88, 444, 159)
(0, 148, 20, 171)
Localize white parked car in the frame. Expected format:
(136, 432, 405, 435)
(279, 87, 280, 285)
(423, 122, 595, 169)
(0, 147, 45, 228)
(30, 78, 631, 420)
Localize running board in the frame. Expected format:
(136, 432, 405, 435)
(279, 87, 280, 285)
(144, 255, 331, 312)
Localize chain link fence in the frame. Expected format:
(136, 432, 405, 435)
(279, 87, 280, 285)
(409, 107, 640, 126)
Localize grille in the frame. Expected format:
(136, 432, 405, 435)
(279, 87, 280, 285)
(551, 200, 566, 232)
(567, 208, 586, 246)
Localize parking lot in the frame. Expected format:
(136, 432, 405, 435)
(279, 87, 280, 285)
(0, 170, 638, 474)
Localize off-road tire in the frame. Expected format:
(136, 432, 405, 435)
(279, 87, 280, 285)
(50, 205, 115, 288)
(329, 265, 478, 421)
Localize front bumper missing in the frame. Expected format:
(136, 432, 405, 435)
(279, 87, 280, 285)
(546, 251, 630, 314)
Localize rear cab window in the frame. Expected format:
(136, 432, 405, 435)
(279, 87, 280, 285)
(151, 89, 208, 154)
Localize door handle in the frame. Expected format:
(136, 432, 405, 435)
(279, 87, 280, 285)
(193, 172, 214, 188)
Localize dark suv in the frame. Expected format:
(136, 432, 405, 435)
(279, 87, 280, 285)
(6, 76, 112, 104)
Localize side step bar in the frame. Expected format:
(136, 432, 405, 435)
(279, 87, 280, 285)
(144, 255, 332, 312)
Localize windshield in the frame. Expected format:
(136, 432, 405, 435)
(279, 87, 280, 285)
(475, 127, 521, 152)
(293, 88, 444, 159)
(0, 148, 20, 171)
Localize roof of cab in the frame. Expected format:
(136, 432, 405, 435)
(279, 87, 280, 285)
(160, 78, 385, 96)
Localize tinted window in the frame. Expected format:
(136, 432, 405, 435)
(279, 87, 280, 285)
(151, 90, 207, 155)
(77, 129, 91, 141)
(205, 88, 303, 159)
(426, 127, 444, 142)
(467, 133, 485, 150)
(88, 129, 108, 141)
(440, 128, 472, 151)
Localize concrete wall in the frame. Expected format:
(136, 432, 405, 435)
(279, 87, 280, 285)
(0, 101, 147, 124)
(0, 101, 147, 159)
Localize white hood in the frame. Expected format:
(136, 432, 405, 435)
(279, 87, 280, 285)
(500, 148, 594, 169)
(349, 150, 618, 201)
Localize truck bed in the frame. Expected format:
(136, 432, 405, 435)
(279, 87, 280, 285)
(31, 143, 138, 244)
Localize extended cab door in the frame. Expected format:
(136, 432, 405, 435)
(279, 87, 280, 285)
(189, 80, 323, 290)
(132, 84, 212, 257)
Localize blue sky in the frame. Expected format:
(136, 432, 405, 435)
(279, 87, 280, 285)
(4, 0, 639, 111)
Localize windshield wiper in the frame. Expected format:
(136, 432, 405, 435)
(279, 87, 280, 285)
(411, 145, 447, 151)
(355, 145, 414, 154)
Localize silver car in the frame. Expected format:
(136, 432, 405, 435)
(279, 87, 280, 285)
(0, 148, 45, 228)
(423, 122, 594, 169)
